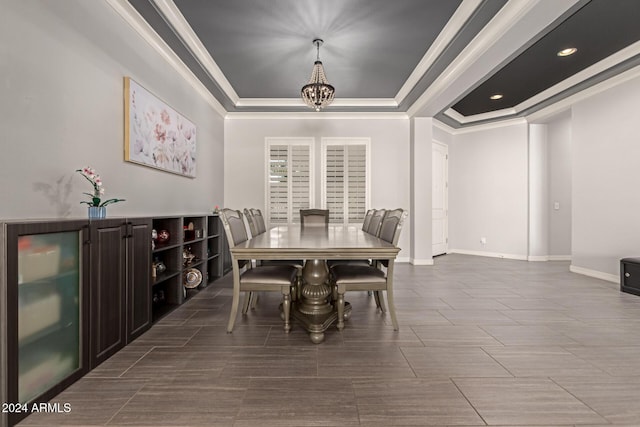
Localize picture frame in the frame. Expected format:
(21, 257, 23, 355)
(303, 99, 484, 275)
(124, 77, 197, 178)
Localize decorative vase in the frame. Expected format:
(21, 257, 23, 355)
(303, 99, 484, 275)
(88, 206, 106, 219)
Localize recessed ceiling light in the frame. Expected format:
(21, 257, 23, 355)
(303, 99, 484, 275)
(557, 47, 577, 57)
(489, 94, 503, 100)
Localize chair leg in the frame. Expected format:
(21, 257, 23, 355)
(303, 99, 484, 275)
(282, 290, 291, 333)
(386, 289, 399, 331)
(250, 292, 259, 309)
(227, 287, 241, 333)
(375, 291, 386, 312)
(242, 292, 252, 314)
(336, 285, 345, 330)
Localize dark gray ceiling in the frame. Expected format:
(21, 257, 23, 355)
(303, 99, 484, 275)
(128, 0, 640, 126)
(452, 0, 640, 116)
(175, 0, 462, 99)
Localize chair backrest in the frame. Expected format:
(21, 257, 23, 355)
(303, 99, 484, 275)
(300, 209, 329, 227)
(366, 209, 386, 236)
(219, 208, 249, 248)
(361, 209, 374, 232)
(249, 208, 266, 234)
(379, 208, 408, 245)
(243, 208, 260, 237)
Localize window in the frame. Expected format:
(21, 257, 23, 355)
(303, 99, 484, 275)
(266, 138, 314, 225)
(321, 138, 370, 225)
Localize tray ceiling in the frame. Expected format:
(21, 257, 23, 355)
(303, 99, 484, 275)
(126, 0, 640, 127)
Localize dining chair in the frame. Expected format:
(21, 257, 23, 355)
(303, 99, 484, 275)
(243, 208, 259, 237)
(245, 208, 304, 303)
(361, 209, 374, 232)
(366, 209, 386, 236)
(327, 209, 376, 269)
(219, 208, 298, 333)
(331, 208, 408, 331)
(300, 208, 329, 226)
(249, 208, 267, 234)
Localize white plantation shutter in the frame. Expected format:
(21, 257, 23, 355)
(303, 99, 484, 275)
(267, 139, 313, 225)
(291, 145, 311, 223)
(322, 138, 370, 225)
(268, 145, 289, 224)
(325, 145, 345, 224)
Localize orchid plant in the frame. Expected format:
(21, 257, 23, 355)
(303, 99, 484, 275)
(76, 167, 125, 207)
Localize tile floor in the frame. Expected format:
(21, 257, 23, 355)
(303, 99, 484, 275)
(19, 254, 640, 426)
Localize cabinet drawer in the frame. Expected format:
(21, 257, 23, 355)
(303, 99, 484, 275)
(621, 258, 640, 296)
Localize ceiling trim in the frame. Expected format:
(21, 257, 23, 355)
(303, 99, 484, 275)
(443, 106, 517, 124)
(150, 0, 240, 104)
(394, 0, 483, 104)
(527, 62, 640, 123)
(105, 0, 227, 117)
(225, 112, 409, 120)
(406, 0, 545, 118)
(435, 116, 528, 135)
(235, 98, 399, 109)
(445, 39, 640, 124)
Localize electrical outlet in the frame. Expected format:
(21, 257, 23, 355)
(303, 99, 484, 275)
(480, 237, 486, 245)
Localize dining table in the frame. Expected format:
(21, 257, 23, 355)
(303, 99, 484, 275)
(229, 225, 400, 343)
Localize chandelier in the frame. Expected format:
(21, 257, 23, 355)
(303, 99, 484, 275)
(301, 39, 335, 111)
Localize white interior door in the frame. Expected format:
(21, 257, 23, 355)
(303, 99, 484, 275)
(432, 142, 448, 256)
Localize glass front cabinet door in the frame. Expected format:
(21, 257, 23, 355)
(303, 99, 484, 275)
(1, 220, 90, 426)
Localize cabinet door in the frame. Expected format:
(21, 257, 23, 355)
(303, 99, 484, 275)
(126, 218, 152, 342)
(89, 219, 127, 368)
(5, 220, 90, 426)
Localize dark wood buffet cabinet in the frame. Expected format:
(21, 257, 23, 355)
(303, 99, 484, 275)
(0, 214, 229, 426)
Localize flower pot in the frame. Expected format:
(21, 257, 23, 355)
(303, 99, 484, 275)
(88, 206, 106, 219)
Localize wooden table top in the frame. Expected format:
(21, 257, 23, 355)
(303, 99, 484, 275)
(230, 225, 399, 260)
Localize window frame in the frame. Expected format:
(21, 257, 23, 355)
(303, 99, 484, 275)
(320, 137, 371, 226)
(265, 137, 315, 226)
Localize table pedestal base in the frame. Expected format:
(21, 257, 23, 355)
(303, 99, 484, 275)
(290, 259, 352, 343)
(291, 301, 351, 343)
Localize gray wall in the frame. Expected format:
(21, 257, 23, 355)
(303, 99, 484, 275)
(448, 121, 530, 258)
(0, 0, 224, 219)
(571, 74, 640, 277)
(223, 117, 411, 259)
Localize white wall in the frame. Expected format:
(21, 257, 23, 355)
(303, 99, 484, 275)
(547, 113, 572, 258)
(410, 118, 433, 264)
(448, 121, 529, 258)
(528, 124, 549, 260)
(224, 117, 411, 258)
(0, 0, 224, 219)
(571, 74, 640, 277)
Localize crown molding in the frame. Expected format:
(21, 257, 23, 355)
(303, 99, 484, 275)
(225, 112, 409, 120)
(444, 106, 517, 123)
(448, 40, 640, 125)
(527, 62, 640, 123)
(104, 0, 227, 117)
(150, 0, 239, 104)
(235, 98, 398, 108)
(406, 0, 545, 117)
(395, 0, 483, 104)
(432, 118, 456, 134)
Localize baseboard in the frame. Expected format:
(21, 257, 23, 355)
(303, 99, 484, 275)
(548, 255, 571, 261)
(527, 255, 549, 262)
(409, 258, 434, 266)
(448, 249, 527, 261)
(569, 264, 618, 283)
(397, 256, 411, 264)
(527, 255, 571, 261)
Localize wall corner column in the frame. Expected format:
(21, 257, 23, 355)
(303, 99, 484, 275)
(410, 117, 434, 265)
(528, 123, 549, 261)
